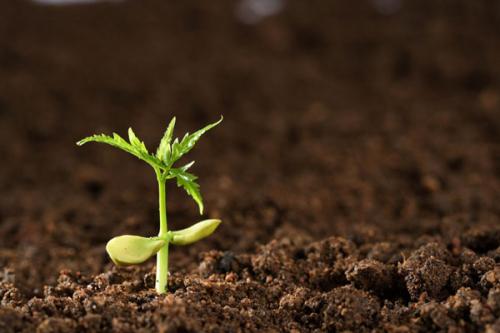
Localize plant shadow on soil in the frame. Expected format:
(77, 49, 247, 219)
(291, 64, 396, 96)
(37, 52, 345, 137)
(0, 0, 500, 332)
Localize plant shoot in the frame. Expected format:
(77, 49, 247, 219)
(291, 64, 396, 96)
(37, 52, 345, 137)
(77, 116, 222, 294)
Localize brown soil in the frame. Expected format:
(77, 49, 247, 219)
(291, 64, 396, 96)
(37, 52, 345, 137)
(1, 0, 500, 332)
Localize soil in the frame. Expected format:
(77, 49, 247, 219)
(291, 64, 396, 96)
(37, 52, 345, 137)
(1, 0, 500, 332)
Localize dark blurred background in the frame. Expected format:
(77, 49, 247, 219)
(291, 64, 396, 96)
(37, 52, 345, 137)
(0, 0, 499, 290)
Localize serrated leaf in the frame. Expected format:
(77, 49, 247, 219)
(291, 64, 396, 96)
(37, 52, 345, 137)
(77, 131, 165, 170)
(169, 167, 203, 214)
(156, 117, 176, 163)
(179, 161, 195, 172)
(169, 116, 222, 164)
(128, 128, 148, 153)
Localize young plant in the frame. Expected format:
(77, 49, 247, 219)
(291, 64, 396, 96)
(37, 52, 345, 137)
(77, 116, 223, 294)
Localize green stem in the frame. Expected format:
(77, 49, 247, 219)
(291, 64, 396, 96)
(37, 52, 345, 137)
(155, 171, 169, 294)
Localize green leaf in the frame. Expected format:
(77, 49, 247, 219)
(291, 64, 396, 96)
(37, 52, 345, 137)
(128, 128, 147, 152)
(170, 219, 221, 246)
(169, 167, 203, 214)
(179, 161, 195, 172)
(106, 235, 165, 266)
(169, 116, 222, 164)
(156, 117, 176, 163)
(77, 130, 165, 170)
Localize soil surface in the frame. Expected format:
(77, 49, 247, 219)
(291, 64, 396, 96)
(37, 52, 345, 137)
(1, 0, 500, 332)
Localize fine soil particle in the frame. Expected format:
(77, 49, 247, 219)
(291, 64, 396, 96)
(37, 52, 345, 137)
(1, 0, 500, 332)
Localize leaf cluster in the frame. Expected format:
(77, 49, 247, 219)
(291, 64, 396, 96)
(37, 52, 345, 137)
(77, 116, 222, 214)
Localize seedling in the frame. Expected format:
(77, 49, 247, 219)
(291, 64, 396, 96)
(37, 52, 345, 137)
(77, 116, 222, 294)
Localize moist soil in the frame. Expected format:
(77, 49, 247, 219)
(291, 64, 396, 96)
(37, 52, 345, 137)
(1, 0, 500, 332)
